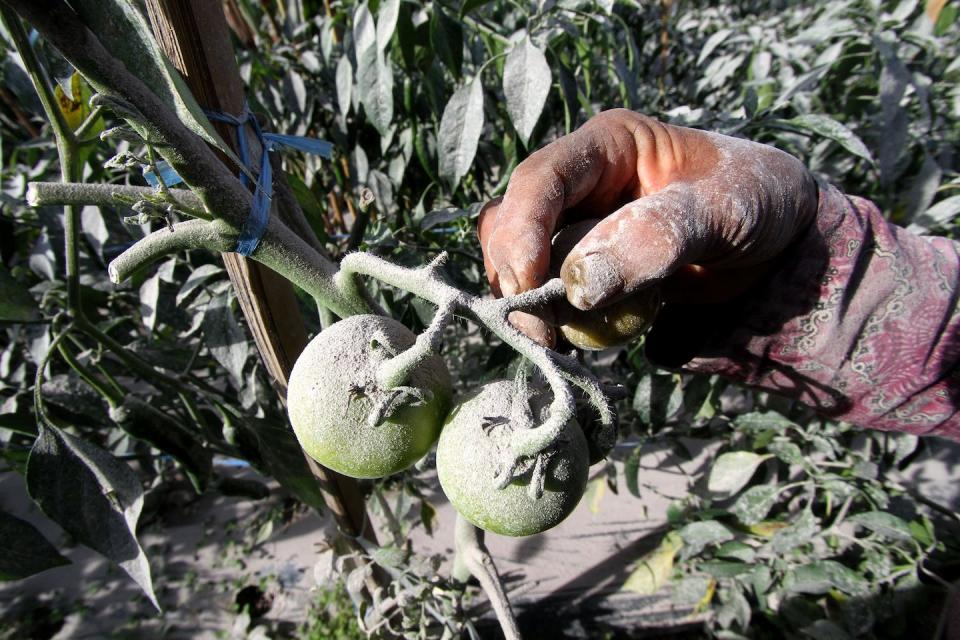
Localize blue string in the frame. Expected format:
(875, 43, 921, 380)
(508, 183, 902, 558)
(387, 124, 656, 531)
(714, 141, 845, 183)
(145, 103, 332, 257)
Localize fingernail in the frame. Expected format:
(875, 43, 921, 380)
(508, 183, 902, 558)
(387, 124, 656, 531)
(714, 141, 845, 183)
(499, 265, 520, 297)
(565, 253, 624, 310)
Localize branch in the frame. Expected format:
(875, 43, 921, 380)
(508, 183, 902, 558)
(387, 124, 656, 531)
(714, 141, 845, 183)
(336, 252, 615, 475)
(108, 216, 368, 318)
(108, 219, 232, 283)
(3, 0, 248, 226)
(27, 181, 203, 210)
(454, 515, 521, 640)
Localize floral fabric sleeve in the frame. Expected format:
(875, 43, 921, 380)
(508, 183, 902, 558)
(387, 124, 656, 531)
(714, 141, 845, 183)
(681, 184, 960, 439)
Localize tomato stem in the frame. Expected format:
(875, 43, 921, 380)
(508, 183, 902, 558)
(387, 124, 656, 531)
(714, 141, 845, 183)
(453, 515, 521, 640)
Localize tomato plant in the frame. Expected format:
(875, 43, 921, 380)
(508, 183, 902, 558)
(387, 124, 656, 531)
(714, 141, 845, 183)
(0, 0, 958, 639)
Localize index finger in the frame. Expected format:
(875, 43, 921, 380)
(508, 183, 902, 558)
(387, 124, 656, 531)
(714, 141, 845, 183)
(482, 109, 644, 296)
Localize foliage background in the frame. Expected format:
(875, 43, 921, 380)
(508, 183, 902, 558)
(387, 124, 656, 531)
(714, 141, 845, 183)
(1, 0, 959, 638)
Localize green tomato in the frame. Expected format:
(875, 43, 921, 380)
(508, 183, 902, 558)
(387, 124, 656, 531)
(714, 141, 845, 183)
(436, 380, 589, 537)
(287, 315, 452, 479)
(552, 219, 660, 351)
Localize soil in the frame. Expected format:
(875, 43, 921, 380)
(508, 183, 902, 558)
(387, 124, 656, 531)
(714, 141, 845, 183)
(2, 436, 958, 639)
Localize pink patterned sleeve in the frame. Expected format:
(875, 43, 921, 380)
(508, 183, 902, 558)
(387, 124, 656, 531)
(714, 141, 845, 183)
(680, 184, 960, 439)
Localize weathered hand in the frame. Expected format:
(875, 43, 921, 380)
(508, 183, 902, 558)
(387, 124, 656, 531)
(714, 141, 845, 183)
(479, 109, 819, 352)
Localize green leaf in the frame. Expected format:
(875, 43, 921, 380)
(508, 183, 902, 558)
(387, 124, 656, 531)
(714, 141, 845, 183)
(336, 55, 353, 117)
(371, 545, 406, 569)
(707, 451, 772, 496)
(678, 521, 734, 559)
(54, 72, 100, 136)
(770, 508, 819, 553)
(395, 3, 418, 71)
(731, 484, 779, 525)
(801, 620, 853, 640)
(503, 36, 551, 147)
(624, 447, 642, 498)
(429, 4, 463, 79)
(420, 500, 437, 536)
(357, 45, 394, 136)
(0, 264, 39, 323)
(27, 424, 158, 609)
(733, 411, 795, 432)
(781, 114, 874, 164)
(787, 560, 869, 596)
(622, 532, 682, 595)
(109, 396, 212, 493)
(0, 510, 70, 580)
(437, 76, 484, 189)
(767, 440, 803, 465)
(847, 511, 913, 542)
(584, 476, 606, 515)
(376, 0, 400, 51)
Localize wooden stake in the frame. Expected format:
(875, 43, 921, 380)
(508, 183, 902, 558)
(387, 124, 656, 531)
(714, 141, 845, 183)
(143, 0, 373, 544)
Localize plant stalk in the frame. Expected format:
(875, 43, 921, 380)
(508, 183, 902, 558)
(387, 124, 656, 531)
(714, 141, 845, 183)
(454, 515, 522, 640)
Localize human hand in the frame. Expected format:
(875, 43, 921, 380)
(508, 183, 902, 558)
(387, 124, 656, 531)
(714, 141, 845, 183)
(478, 109, 819, 358)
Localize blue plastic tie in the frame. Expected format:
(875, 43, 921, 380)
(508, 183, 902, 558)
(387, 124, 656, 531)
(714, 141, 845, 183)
(141, 107, 332, 256)
(204, 105, 332, 256)
(142, 160, 184, 189)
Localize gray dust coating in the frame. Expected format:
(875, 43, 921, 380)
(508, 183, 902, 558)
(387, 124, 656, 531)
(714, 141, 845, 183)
(436, 380, 589, 537)
(287, 315, 452, 479)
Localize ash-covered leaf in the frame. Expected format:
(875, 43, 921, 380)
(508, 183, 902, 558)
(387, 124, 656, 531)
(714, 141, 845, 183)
(678, 521, 734, 559)
(27, 424, 158, 609)
(357, 45, 394, 136)
(847, 511, 913, 542)
(438, 76, 484, 189)
(0, 510, 70, 580)
(707, 451, 772, 496)
(622, 532, 682, 595)
(731, 484, 779, 526)
(770, 509, 819, 554)
(503, 36, 551, 147)
(0, 263, 39, 323)
(787, 560, 869, 596)
(203, 292, 248, 389)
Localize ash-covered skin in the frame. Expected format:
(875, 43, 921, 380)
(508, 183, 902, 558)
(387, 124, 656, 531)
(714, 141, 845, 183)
(287, 315, 452, 479)
(478, 109, 817, 342)
(550, 219, 661, 350)
(436, 380, 589, 537)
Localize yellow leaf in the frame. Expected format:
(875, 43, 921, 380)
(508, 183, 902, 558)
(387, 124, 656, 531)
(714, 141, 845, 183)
(54, 72, 96, 132)
(622, 532, 683, 595)
(745, 520, 789, 538)
(587, 477, 606, 516)
(695, 578, 717, 613)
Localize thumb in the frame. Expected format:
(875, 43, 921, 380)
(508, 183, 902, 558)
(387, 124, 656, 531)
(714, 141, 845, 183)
(559, 183, 710, 310)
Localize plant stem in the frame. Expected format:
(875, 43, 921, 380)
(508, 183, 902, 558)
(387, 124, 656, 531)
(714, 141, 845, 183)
(27, 181, 203, 210)
(57, 341, 123, 408)
(107, 216, 370, 318)
(453, 515, 521, 640)
(337, 252, 613, 465)
(0, 7, 82, 311)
